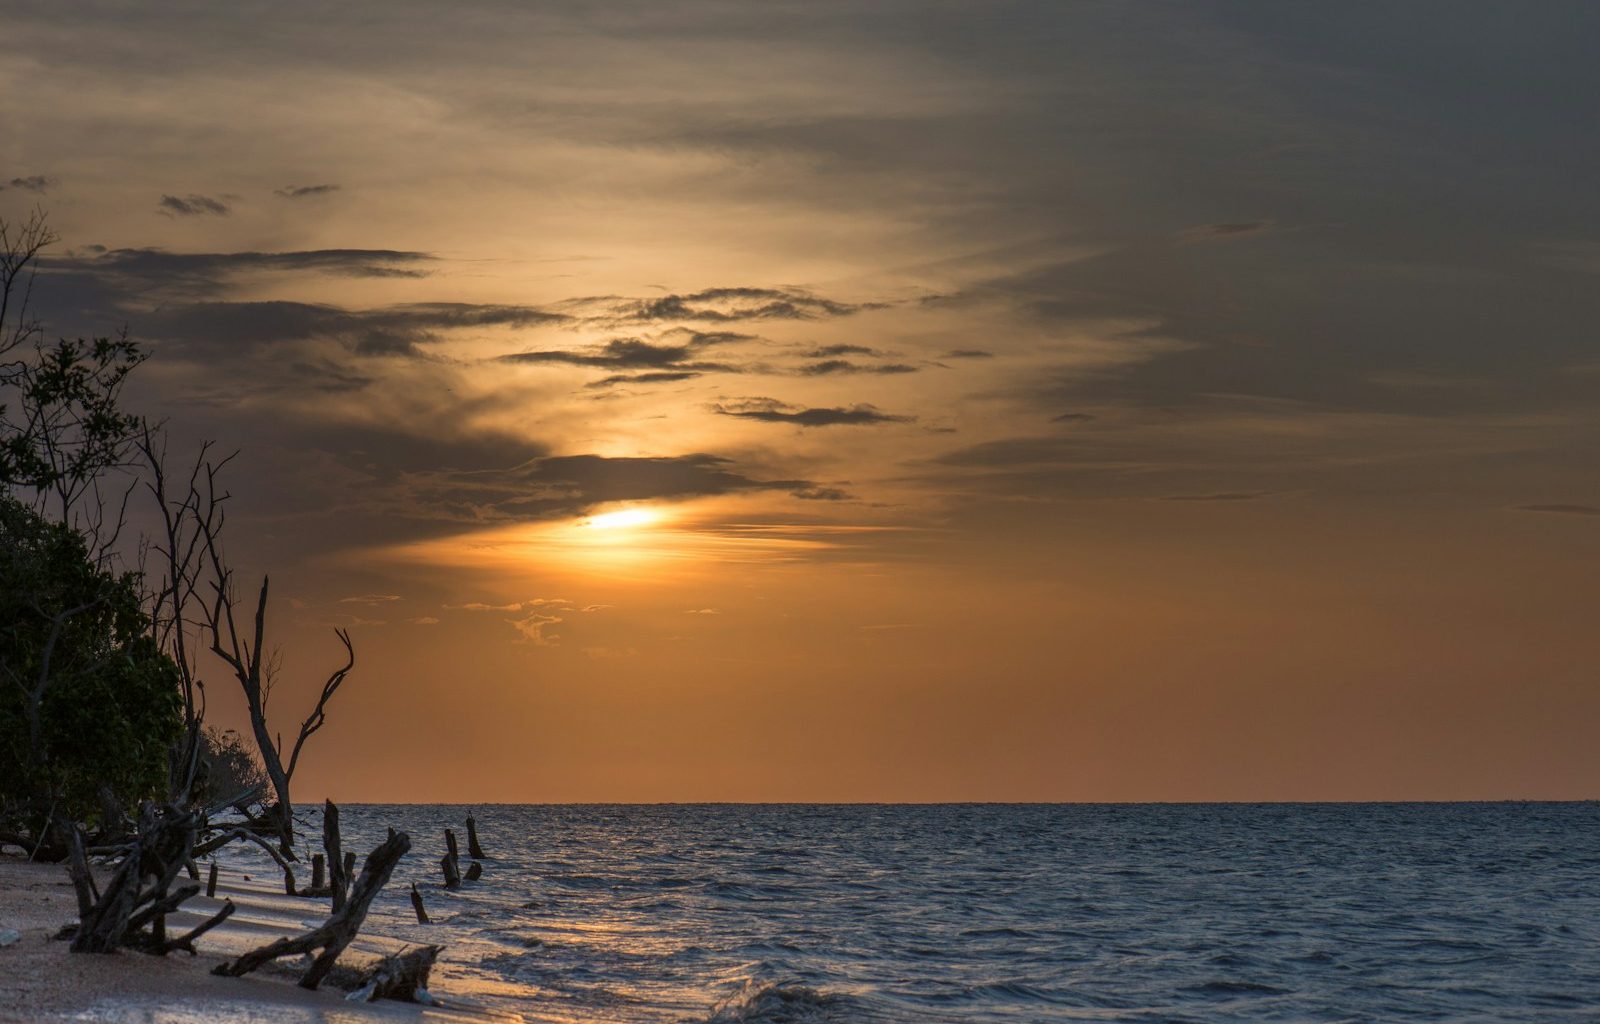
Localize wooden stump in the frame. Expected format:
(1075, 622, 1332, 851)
(440, 854, 461, 890)
(311, 854, 326, 891)
(466, 816, 486, 859)
(464, 861, 483, 882)
(323, 800, 346, 913)
(409, 883, 429, 924)
(348, 944, 442, 1003)
(444, 828, 460, 864)
(206, 862, 218, 898)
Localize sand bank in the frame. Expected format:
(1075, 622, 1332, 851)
(0, 856, 517, 1023)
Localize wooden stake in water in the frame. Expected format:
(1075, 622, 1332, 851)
(466, 815, 486, 859)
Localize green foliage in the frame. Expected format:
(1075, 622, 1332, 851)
(0, 495, 183, 834)
(0, 335, 146, 502)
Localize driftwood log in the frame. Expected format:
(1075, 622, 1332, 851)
(63, 804, 234, 956)
(212, 830, 411, 989)
(346, 944, 442, 1004)
(466, 815, 486, 859)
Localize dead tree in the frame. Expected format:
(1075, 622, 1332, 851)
(213, 830, 411, 989)
(199, 496, 356, 854)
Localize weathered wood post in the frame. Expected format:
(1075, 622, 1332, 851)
(440, 854, 461, 889)
(206, 861, 219, 898)
(464, 861, 483, 882)
(409, 883, 430, 924)
(466, 815, 485, 859)
(444, 828, 460, 865)
(311, 854, 326, 891)
(324, 800, 346, 913)
(343, 851, 356, 885)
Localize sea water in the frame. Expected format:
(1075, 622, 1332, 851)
(239, 803, 1600, 1022)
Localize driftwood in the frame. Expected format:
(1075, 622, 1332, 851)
(409, 883, 429, 924)
(311, 854, 325, 891)
(464, 861, 482, 882)
(466, 816, 486, 860)
(444, 828, 459, 865)
(324, 800, 348, 913)
(63, 804, 235, 956)
(193, 828, 298, 895)
(346, 944, 442, 1004)
(440, 854, 461, 890)
(212, 830, 411, 989)
(206, 862, 218, 898)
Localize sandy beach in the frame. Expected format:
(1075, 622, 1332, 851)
(0, 855, 514, 1024)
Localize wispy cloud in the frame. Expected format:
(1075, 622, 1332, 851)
(158, 193, 230, 216)
(714, 398, 913, 427)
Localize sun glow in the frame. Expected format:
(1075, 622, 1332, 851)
(584, 508, 661, 531)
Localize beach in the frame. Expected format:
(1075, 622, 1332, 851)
(0, 855, 509, 1024)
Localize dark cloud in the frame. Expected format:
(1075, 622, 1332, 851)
(158, 193, 230, 216)
(592, 286, 881, 324)
(143, 299, 568, 358)
(586, 371, 702, 389)
(943, 349, 994, 359)
(498, 330, 750, 378)
(798, 359, 918, 376)
(275, 183, 341, 198)
(1052, 412, 1096, 422)
(42, 248, 436, 304)
(790, 486, 853, 501)
(806, 344, 878, 357)
(3, 175, 53, 192)
(1516, 504, 1600, 517)
(714, 398, 912, 427)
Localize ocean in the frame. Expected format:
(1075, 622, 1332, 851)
(241, 803, 1600, 1022)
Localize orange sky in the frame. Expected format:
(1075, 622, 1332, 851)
(5, 2, 1600, 799)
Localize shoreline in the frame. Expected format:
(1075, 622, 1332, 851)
(0, 854, 514, 1023)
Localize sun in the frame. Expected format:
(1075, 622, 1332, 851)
(583, 508, 661, 531)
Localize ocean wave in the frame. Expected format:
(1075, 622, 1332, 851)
(699, 982, 860, 1024)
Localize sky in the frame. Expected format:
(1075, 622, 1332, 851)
(4, 1, 1600, 801)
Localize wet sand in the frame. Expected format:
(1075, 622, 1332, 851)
(0, 855, 515, 1023)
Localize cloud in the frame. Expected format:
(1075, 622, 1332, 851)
(586, 370, 702, 388)
(158, 193, 230, 216)
(140, 299, 567, 358)
(806, 344, 879, 357)
(1516, 504, 1600, 517)
(684, 608, 719, 615)
(406, 616, 441, 625)
(943, 349, 994, 359)
(714, 398, 912, 427)
(586, 286, 881, 324)
(339, 593, 402, 604)
(450, 598, 570, 612)
(43, 247, 437, 295)
(275, 183, 340, 198)
(790, 486, 852, 501)
(3, 175, 53, 192)
(798, 359, 918, 376)
(1052, 412, 1096, 422)
(511, 612, 563, 645)
(499, 335, 730, 370)
(1180, 221, 1274, 242)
